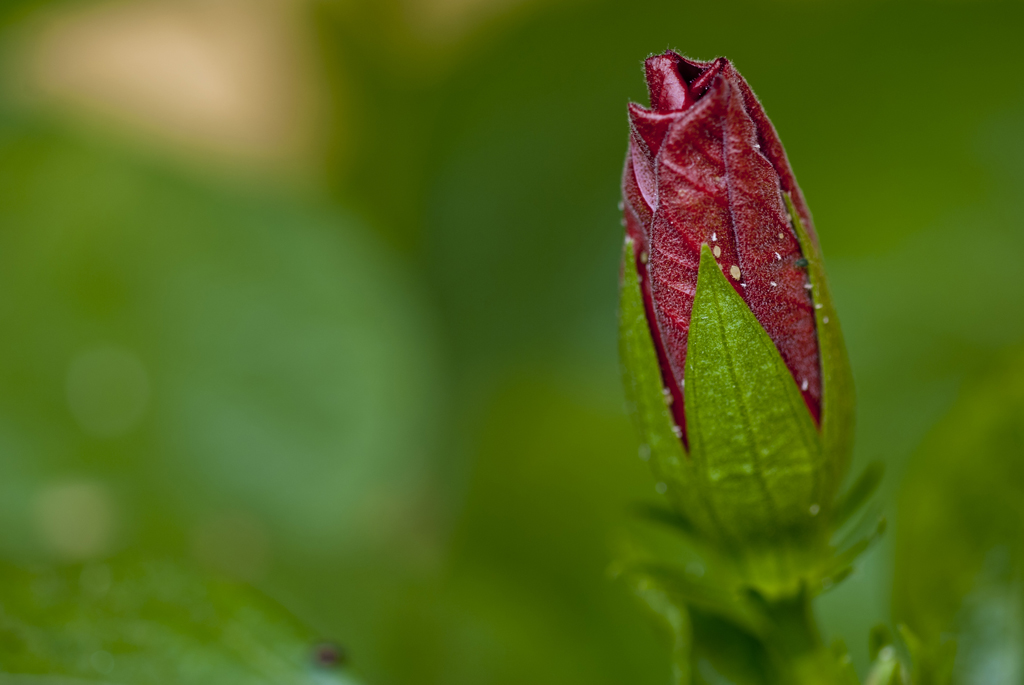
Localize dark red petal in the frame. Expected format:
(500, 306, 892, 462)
(720, 67, 821, 420)
(622, 149, 653, 243)
(644, 53, 694, 112)
(648, 76, 736, 400)
(727, 63, 818, 248)
(628, 104, 678, 160)
(687, 57, 727, 98)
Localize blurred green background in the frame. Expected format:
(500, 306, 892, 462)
(0, 0, 1022, 682)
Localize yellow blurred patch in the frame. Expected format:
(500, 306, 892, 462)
(20, 0, 329, 173)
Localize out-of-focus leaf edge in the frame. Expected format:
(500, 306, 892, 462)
(633, 580, 693, 685)
(786, 193, 855, 516)
(0, 559, 361, 685)
(619, 239, 713, 534)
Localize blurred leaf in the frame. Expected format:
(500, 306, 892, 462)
(633, 580, 693, 685)
(831, 463, 884, 532)
(0, 112, 442, 559)
(628, 566, 773, 685)
(0, 558, 360, 685)
(894, 347, 1024, 680)
(896, 624, 955, 685)
(869, 624, 894, 662)
(688, 612, 773, 685)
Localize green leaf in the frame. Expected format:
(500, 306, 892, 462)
(786, 194, 856, 513)
(864, 645, 903, 685)
(629, 570, 773, 685)
(633, 579, 693, 685)
(894, 346, 1024, 676)
(896, 625, 956, 685)
(831, 462, 884, 531)
(0, 559, 361, 685)
(618, 240, 717, 537)
(684, 244, 822, 545)
(868, 624, 895, 662)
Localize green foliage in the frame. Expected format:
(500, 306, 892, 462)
(685, 244, 822, 548)
(0, 558, 360, 685)
(0, 113, 440, 558)
(0, 0, 1022, 681)
(618, 224, 883, 683)
(895, 347, 1024, 683)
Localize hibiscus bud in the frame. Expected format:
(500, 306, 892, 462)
(619, 51, 854, 545)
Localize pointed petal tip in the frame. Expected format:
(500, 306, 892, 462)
(644, 52, 692, 113)
(643, 52, 731, 112)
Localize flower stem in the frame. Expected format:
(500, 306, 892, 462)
(762, 590, 850, 684)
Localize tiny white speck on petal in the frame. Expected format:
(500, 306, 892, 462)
(775, 252, 782, 261)
(729, 265, 741, 280)
(778, 233, 785, 240)
(770, 281, 777, 287)
(640, 251, 649, 264)
(801, 379, 809, 391)
(671, 425, 683, 438)
(815, 303, 823, 310)
(711, 232, 717, 241)
(804, 283, 813, 290)
(713, 245, 721, 258)
(823, 316, 829, 324)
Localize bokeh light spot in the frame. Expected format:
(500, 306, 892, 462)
(34, 480, 115, 560)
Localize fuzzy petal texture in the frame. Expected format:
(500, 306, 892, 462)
(622, 51, 821, 441)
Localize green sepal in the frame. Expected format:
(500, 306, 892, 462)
(618, 239, 716, 536)
(632, 577, 694, 685)
(684, 244, 822, 544)
(832, 462, 884, 530)
(786, 194, 856, 516)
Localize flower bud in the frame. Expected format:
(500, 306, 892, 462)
(619, 51, 854, 546)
